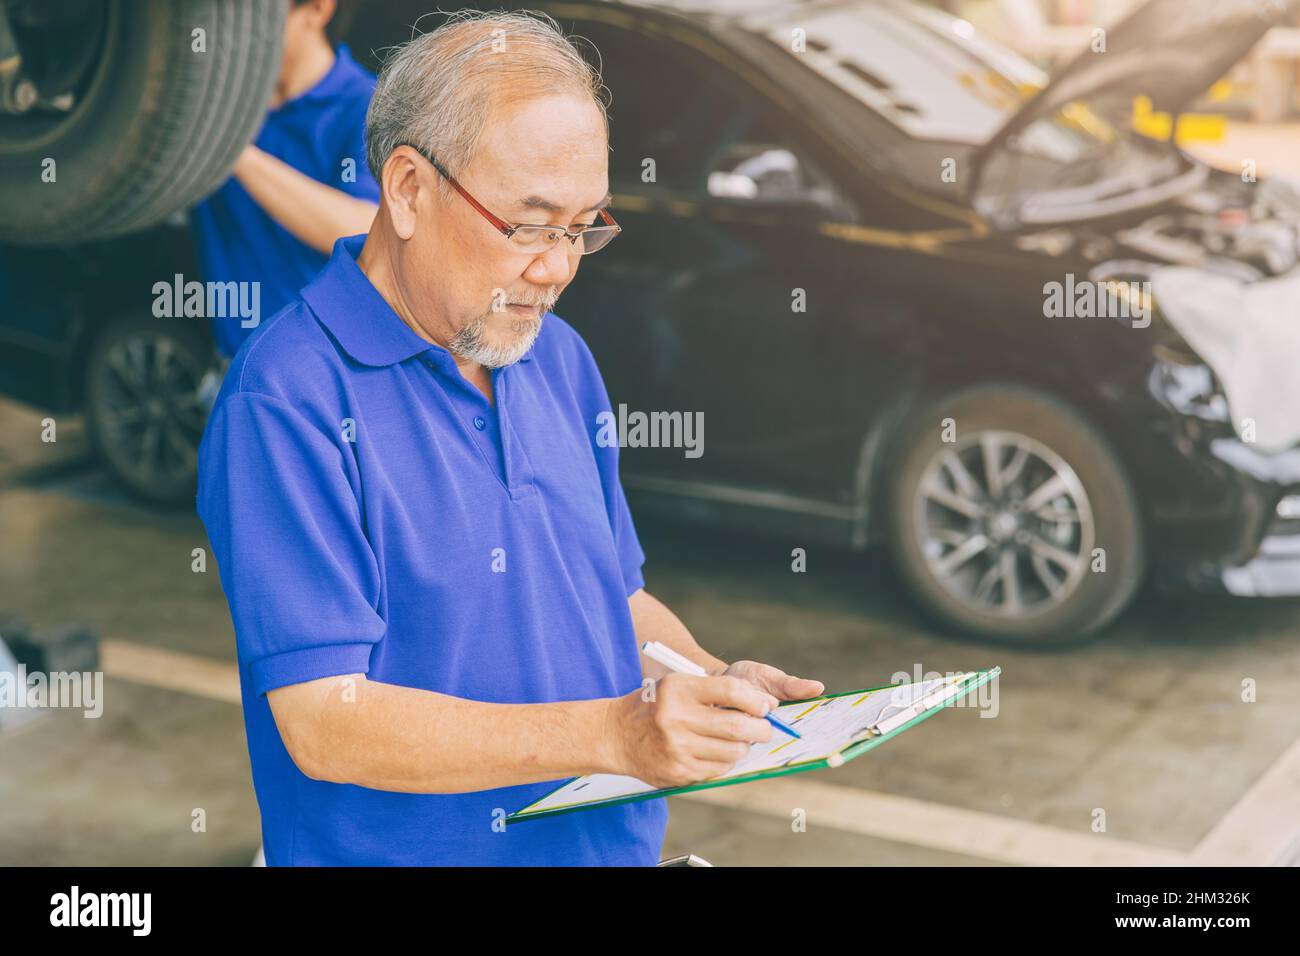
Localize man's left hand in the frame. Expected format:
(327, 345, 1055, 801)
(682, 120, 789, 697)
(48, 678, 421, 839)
(715, 660, 824, 709)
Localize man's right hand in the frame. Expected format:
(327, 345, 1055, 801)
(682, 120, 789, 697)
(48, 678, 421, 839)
(605, 674, 778, 789)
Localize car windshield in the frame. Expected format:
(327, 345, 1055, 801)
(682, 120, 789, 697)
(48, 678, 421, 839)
(749, 0, 1184, 212)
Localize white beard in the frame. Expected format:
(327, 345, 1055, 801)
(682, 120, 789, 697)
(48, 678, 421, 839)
(448, 308, 545, 368)
(449, 287, 558, 368)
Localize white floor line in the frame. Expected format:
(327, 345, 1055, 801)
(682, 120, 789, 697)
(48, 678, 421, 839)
(1188, 733, 1300, 866)
(677, 777, 1188, 867)
(101, 639, 241, 705)
(98, 638, 1293, 866)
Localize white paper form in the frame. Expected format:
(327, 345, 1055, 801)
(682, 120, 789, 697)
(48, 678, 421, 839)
(514, 673, 978, 816)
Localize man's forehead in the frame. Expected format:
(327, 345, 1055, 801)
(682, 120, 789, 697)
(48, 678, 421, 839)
(511, 191, 612, 215)
(476, 95, 609, 214)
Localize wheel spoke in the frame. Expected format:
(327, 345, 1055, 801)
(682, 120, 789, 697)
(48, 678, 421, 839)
(100, 404, 145, 430)
(152, 338, 175, 387)
(1027, 534, 1083, 573)
(980, 434, 1004, 497)
(1033, 501, 1081, 523)
(1021, 472, 1071, 513)
(935, 533, 990, 575)
(161, 422, 198, 469)
(923, 476, 983, 520)
(1000, 442, 1031, 489)
(998, 550, 1022, 613)
(972, 562, 1000, 604)
(172, 393, 207, 430)
(137, 423, 161, 478)
(107, 348, 148, 398)
(125, 339, 151, 388)
(1031, 552, 1064, 597)
(931, 527, 973, 547)
(943, 451, 984, 502)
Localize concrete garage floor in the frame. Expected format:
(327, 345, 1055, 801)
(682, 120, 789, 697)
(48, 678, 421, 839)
(2, 396, 1299, 866)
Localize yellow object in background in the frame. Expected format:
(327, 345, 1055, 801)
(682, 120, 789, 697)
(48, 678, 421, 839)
(1132, 93, 1227, 144)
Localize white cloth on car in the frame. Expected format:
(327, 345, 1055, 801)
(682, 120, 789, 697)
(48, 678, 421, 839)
(1151, 264, 1300, 452)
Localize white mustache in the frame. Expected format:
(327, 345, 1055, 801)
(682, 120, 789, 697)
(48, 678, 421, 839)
(505, 289, 558, 310)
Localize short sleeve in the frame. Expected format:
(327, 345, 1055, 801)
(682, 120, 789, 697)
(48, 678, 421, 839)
(197, 391, 387, 696)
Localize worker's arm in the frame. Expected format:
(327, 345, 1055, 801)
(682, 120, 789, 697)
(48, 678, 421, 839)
(267, 668, 776, 793)
(627, 587, 825, 701)
(628, 587, 728, 679)
(233, 144, 378, 255)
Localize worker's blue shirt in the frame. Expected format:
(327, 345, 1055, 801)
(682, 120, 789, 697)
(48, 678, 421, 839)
(192, 45, 379, 359)
(196, 234, 667, 866)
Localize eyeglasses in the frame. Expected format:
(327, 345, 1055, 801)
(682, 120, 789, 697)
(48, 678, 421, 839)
(400, 142, 621, 256)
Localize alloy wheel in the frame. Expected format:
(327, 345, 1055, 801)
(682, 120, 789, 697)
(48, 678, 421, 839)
(911, 429, 1095, 618)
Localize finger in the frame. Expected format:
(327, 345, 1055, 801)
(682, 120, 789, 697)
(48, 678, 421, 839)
(734, 664, 796, 708)
(687, 754, 747, 782)
(779, 675, 825, 699)
(693, 675, 773, 716)
(684, 705, 773, 744)
(746, 675, 782, 710)
(693, 760, 743, 781)
(685, 735, 753, 764)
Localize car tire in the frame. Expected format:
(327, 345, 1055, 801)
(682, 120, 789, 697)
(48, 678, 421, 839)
(83, 314, 214, 506)
(886, 383, 1145, 646)
(0, 0, 283, 245)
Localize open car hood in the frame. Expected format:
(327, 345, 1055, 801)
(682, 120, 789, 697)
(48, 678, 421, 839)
(976, 0, 1298, 163)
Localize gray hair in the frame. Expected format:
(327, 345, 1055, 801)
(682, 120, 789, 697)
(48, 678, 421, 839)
(364, 9, 608, 192)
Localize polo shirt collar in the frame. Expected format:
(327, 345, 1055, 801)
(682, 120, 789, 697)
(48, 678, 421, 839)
(302, 234, 441, 368)
(302, 233, 536, 368)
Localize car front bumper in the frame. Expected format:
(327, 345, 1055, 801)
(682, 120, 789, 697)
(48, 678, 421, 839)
(1166, 439, 1300, 596)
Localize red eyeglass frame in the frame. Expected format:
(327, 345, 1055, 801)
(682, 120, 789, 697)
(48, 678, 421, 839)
(400, 141, 621, 251)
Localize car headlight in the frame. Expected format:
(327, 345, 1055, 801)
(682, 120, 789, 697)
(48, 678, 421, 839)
(1149, 353, 1230, 422)
(1148, 346, 1236, 450)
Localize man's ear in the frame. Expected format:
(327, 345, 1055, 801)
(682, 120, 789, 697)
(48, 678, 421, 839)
(381, 148, 426, 240)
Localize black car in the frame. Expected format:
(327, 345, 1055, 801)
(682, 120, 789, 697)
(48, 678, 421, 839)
(0, 227, 217, 504)
(349, 0, 1300, 645)
(6, 0, 1300, 646)
(0, 0, 283, 503)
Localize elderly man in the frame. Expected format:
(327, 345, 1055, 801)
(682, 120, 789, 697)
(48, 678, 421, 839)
(198, 9, 823, 866)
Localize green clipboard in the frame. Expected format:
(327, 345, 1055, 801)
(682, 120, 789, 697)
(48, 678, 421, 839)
(506, 666, 1001, 824)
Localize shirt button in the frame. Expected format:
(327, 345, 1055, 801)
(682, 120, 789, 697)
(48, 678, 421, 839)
(473, 416, 487, 431)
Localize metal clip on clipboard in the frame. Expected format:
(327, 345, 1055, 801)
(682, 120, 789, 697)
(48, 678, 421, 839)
(825, 675, 976, 768)
(864, 676, 975, 739)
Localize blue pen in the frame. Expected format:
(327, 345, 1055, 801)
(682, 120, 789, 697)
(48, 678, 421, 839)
(641, 641, 802, 739)
(762, 711, 802, 740)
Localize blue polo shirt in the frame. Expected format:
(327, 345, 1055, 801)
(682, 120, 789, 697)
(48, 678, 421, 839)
(192, 45, 380, 358)
(196, 234, 667, 865)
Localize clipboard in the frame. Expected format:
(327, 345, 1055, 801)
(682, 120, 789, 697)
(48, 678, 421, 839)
(506, 666, 1000, 824)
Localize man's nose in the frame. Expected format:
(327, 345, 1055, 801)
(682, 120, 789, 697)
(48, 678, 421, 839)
(524, 238, 577, 286)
